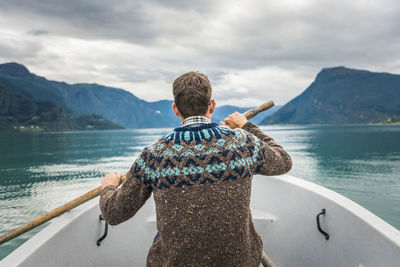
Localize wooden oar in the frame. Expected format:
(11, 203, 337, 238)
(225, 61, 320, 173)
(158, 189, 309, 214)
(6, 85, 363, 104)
(261, 250, 276, 267)
(0, 175, 128, 245)
(242, 100, 274, 119)
(0, 100, 274, 245)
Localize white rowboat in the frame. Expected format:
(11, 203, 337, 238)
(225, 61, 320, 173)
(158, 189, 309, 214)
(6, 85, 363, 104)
(1, 174, 400, 267)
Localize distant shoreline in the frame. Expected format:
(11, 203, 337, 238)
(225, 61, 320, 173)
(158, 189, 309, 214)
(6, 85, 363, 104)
(2, 123, 400, 134)
(375, 118, 400, 125)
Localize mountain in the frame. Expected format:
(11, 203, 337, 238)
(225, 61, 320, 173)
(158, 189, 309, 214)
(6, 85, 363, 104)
(0, 63, 180, 128)
(0, 81, 72, 130)
(213, 105, 281, 124)
(0, 62, 274, 128)
(262, 67, 400, 124)
(0, 82, 123, 131)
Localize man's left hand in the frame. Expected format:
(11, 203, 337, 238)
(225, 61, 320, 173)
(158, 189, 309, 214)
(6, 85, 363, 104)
(101, 173, 121, 189)
(221, 112, 248, 129)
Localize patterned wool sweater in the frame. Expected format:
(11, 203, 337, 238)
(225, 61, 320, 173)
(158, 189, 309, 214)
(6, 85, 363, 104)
(100, 122, 292, 267)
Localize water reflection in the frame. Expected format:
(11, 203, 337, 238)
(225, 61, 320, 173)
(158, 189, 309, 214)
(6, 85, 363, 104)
(0, 125, 399, 260)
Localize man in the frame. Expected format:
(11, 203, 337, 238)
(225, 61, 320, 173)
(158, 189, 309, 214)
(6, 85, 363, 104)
(100, 72, 292, 266)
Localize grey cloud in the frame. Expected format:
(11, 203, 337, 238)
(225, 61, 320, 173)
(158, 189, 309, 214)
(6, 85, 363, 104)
(114, 67, 174, 83)
(2, 0, 153, 42)
(0, 0, 399, 105)
(185, 1, 400, 70)
(0, 0, 217, 44)
(27, 29, 49, 36)
(3, 0, 399, 69)
(0, 39, 43, 59)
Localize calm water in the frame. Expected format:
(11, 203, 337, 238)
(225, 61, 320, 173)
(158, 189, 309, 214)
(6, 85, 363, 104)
(0, 125, 399, 259)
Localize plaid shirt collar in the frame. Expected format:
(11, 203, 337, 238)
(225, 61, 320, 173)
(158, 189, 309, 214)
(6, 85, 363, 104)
(180, 116, 211, 127)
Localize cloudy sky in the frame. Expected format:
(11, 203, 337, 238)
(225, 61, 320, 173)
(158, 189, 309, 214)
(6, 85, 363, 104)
(0, 0, 399, 106)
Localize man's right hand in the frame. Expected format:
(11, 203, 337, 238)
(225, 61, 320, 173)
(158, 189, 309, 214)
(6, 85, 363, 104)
(221, 112, 248, 129)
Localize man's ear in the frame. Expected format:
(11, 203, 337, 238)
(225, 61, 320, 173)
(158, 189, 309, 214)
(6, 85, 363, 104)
(172, 103, 181, 118)
(209, 99, 216, 114)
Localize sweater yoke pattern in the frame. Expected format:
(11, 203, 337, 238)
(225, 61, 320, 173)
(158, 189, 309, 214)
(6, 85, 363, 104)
(130, 123, 267, 190)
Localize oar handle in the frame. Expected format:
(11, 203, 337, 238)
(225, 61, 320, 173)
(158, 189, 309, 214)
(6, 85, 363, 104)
(242, 100, 274, 120)
(0, 100, 274, 245)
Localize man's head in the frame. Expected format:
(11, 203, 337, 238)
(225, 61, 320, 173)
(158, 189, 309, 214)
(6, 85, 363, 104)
(172, 71, 215, 120)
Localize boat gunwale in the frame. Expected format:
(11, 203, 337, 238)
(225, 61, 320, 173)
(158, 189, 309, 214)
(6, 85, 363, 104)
(270, 175, 400, 246)
(1, 174, 400, 265)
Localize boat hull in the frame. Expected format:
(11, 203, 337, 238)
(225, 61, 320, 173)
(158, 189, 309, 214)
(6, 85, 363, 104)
(1, 175, 400, 267)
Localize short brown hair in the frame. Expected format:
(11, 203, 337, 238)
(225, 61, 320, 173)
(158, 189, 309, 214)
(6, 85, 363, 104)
(173, 72, 212, 118)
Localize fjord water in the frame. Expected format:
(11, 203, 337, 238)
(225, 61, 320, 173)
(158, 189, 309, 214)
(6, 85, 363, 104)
(0, 125, 399, 259)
